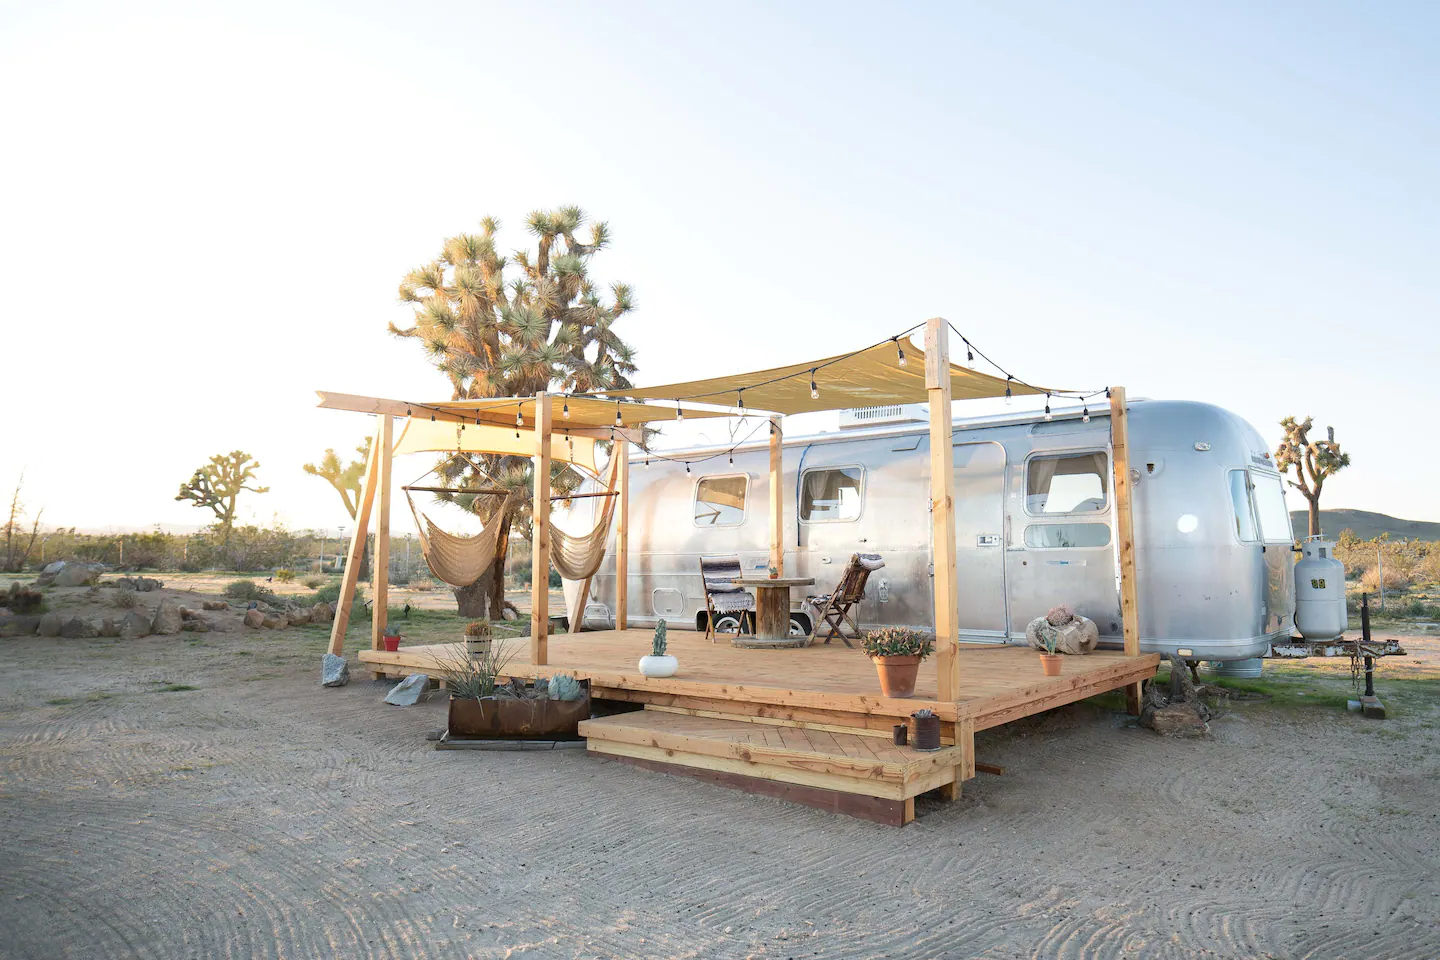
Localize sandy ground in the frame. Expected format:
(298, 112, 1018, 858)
(2, 585, 1439, 959)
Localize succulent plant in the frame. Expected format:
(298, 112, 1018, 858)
(860, 626, 935, 660)
(912, 708, 935, 719)
(464, 619, 493, 638)
(1037, 621, 1060, 655)
(651, 620, 668, 658)
(547, 673, 583, 701)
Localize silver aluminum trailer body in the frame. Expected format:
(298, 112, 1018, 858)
(568, 400, 1295, 661)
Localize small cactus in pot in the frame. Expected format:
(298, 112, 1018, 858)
(639, 620, 678, 678)
(465, 619, 493, 658)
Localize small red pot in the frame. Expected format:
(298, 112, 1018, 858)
(382, 634, 401, 652)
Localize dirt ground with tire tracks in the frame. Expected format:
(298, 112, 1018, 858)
(2, 603, 1438, 959)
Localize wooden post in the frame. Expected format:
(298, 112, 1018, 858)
(769, 416, 784, 577)
(925, 318, 960, 702)
(1110, 386, 1143, 715)
(616, 440, 629, 630)
(369, 415, 394, 651)
(530, 392, 552, 665)
(327, 419, 383, 656)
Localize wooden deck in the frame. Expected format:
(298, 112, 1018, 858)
(358, 630, 1158, 824)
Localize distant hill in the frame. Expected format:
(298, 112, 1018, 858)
(1291, 509, 1440, 541)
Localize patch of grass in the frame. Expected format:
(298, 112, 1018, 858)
(152, 683, 198, 693)
(45, 697, 76, 706)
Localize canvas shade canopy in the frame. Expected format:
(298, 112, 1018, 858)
(316, 391, 729, 433)
(391, 416, 599, 474)
(607, 337, 1065, 415)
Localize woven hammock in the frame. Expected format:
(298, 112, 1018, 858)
(406, 489, 517, 588)
(549, 455, 622, 582)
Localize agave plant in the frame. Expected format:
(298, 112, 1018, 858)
(433, 641, 516, 701)
(860, 627, 935, 660)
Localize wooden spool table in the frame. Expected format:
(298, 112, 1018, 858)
(725, 577, 815, 649)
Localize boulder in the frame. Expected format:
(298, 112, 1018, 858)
(119, 611, 151, 639)
(384, 673, 429, 706)
(99, 618, 120, 638)
(260, 615, 288, 630)
(283, 604, 312, 625)
(201, 600, 229, 611)
(309, 602, 333, 625)
(112, 576, 163, 592)
(207, 617, 236, 633)
(243, 609, 265, 629)
(54, 563, 106, 587)
(180, 619, 210, 633)
(321, 653, 350, 687)
(151, 599, 183, 636)
(61, 617, 100, 639)
(1139, 654, 1211, 738)
(38, 612, 63, 637)
(255, 601, 277, 614)
(42, 560, 66, 575)
(0, 615, 42, 637)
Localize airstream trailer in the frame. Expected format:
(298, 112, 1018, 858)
(567, 399, 1296, 662)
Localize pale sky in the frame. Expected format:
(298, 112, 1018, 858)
(2, 1, 1437, 535)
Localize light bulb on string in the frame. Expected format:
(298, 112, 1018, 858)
(737, 390, 745, 414)
(965, 339, 975, 364)
(728, 452, 733, 465)
(615, 402, 623, 427)
(1082, 404, 1091, 423)
(405, 405, 412, 417)
(1004, 377, 1013, 404)
(810, 369, 819, 400)
(684, 462, 690, 475)
(895, 339, 907, 367)
(1044, 394, 1052, 421)
(562, 402, 570, 420)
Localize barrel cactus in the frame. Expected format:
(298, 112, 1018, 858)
(547, 672, 583, 701)
(651, 620, 668, 657)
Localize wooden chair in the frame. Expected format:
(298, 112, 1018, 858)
(700, 555, 755, 642)
(806, 553, 886, 647)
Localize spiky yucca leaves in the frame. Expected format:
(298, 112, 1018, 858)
(389, 209, 638, 618)
(1275, 416, 1350, 538)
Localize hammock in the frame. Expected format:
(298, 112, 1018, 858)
(549, 454, 623, 582)
(406, 488, 517, 588)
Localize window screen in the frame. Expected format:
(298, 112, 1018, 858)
(800, 467, 863, 522)
(1229, 470, 1257, 542)
(1026, 453, 1108, 515)
(1251, 473, 1294, 543)
(693, 475, 747, 526)
(1024, 523, 1112, 548)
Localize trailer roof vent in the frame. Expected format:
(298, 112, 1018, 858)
(839, 404, 927, 429)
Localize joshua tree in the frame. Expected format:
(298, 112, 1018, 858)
(3, 473, 43, 573)
(303, 438, 372, 578)
(176, 451, 268, 547)
(1275, 416, 1350, 537)
(388, 207, 639, 618)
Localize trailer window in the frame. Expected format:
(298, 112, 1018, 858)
(800, 467, 864, 522)
(1228, 470, 1257, 542)
(1024, 523, 1111, 548)
(1251, 473, 1294, 543)
(1026, 453, 1107, 515)
(693, 475, 748, 527)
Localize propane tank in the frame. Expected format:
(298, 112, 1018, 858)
(1295, 537, 1346, 640)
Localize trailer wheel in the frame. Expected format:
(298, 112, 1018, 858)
(788, 615, 810, 638)
(713, 614, 746, 634)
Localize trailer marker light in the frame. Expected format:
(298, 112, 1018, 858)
(1194, 442, 1211, 451)
(1177, 648, 1194, 658)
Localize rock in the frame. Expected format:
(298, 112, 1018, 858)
(309, 602, 333, 625)
(384, 673, 429, 706)
(255, 601, 277, 614)
(261, 615, 288, 630)
(99, 618, 120, 638)
(0, 615, 42, 637)
(60, 617, 100, 639)
(284, 605, 312, 625)
(201, 600, 229, 611)
(321, 653, 350, 687)
(151, 599, 183, 636)
(38, 612, 63, 637)
(207, 617, 236, 633)
(1143, 700, 1211, 738)
(119, 611, 151, 639)
(180, 619, 210, 633)
(53, 562, 106, 587)
(42, 560, 66, 575)
(112, 576, 163, 592)
(243, 609, 265, 629)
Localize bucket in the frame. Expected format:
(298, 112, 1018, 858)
(1208, 657, 1264, 679)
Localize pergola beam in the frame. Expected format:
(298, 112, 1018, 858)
(769, 416, 784, 577)
(327, 418, 383, 657)
(369, 415, 394, 651)
(530, 392, 553, 665)
(616, 443, 630, 630)
(1109, 386, 1143, 715)
(925, 317, 961, 701)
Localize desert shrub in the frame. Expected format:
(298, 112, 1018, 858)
(274, 568, 296, 583)
(109, 588, 141, 609)
(224, 579, 277, 602)
(4, 583, 45, 615)
(1404, 599, 1440, 619)
(390, 571, 411, 587)
(314, 581, 363, 606)
(302, 575, 326, 589)
(1360, 566, 1411, 594)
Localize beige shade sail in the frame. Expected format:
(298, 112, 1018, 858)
(608, 338, 1063, 415)
(317, 391, 727, 431)
(392, 418, 598, 473)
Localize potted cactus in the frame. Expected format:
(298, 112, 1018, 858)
(464, 619, 493, 658)
(861, 627, 935, 698)
(638, 620, 678, 678)
(381, 626, 402, 652)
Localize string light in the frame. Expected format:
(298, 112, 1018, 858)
(965, 339, 975, 364)
(1004, 376, 1013, 404)
(676, 401, 684, 423)
(810, 369, 819, 400)
(516, 408, 524, 428)
(1082, 403, 1091, 423)
(615, 401, 623, 427)
(685, 462, 691, 474)
(405, 405, 412, 417)
(1044, 394, 1052, 421)
(728, 452, 733, 465)
(737, 390, 745, 414)
(430, 413, 435, 422)
(895, 338, 907, 367)
(562, 402, 570, 420)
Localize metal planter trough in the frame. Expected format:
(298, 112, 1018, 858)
(444, 679, 591, 742)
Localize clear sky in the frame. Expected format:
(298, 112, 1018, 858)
(2, 0, 1436, 535)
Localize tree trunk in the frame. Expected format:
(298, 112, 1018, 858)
(358, 537, 371, 581)
(1308, 498, 1321, 537)
(487, 516, 513, 620)
(453, 578, 489, 618)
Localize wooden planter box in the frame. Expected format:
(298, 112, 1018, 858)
(446, 680, 591, 740)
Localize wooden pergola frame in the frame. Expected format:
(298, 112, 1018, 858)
(324, 316, 1142, 714)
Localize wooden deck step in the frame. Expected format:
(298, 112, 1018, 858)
(579, 709, 971, 825)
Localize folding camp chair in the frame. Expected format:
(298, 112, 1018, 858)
(806, 553, 886, 647)
(700, 555, 755, 641)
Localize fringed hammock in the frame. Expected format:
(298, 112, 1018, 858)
(404, 453, 622, 589)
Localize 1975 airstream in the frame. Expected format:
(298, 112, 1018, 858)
(567, 399, 1296, 662)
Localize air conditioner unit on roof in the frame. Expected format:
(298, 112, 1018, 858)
(838, 404, 928, 429)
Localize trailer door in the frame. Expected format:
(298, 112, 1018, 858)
(952, 442, 1008, 639)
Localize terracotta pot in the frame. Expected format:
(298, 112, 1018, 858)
(1039, 653, 1062, 677)
(871, 654, 921, 698)
(382, 634, 401, 652)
